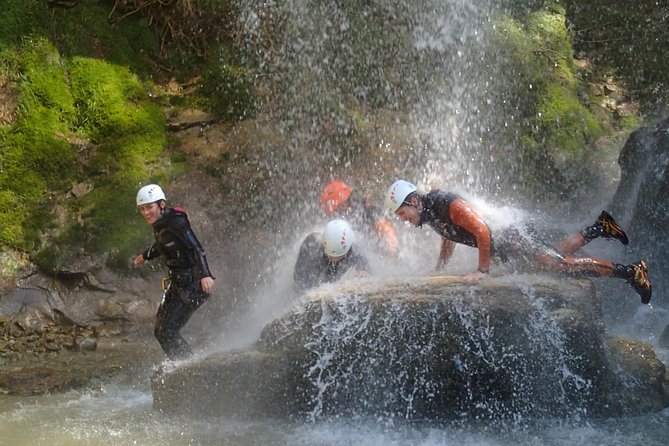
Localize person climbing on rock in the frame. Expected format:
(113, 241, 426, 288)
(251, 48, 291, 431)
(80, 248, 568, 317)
(294, 219, 370, 292)
(133, 184, 216, 360)
(321, 180, 399, 259)
(384, 179, 652, 304)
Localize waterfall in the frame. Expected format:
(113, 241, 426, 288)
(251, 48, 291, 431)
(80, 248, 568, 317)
(234, 0, 510, 215)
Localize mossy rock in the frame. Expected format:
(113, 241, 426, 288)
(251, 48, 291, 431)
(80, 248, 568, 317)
(0, 32, 168, 268)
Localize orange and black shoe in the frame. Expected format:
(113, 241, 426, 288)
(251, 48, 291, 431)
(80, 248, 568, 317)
(597, 211, 629, 245)
(628, 260, 652, 304)
(587, 211, 629, 245)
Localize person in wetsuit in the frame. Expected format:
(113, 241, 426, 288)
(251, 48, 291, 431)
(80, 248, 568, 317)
(133, 184, 216, 360)
(384, 180, 652, 304)
(294, 219, 370, 292)
(321, 180, 399, 260)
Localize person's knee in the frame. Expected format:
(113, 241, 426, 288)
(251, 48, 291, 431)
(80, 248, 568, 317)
(154, 322, 176, 342)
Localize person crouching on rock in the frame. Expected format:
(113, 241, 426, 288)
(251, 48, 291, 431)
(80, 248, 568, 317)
(384, 179, 652, 304)
(320, 180, 399, 260)
(133, 184, 215, 360)
(294, 219, 370, 292)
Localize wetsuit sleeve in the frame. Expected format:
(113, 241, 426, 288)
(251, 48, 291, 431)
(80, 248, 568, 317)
(294, 233, 323, 291)
(350, 248, 370, 272)
(143, 244, 161, 261)
(172, 215, 214, 279)
(448, 198, 492, 273)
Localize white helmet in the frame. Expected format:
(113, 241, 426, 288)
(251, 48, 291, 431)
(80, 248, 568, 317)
(385, 180, 417, 213)
(322, 219, 354, 257)
(136, 184, 166, 206)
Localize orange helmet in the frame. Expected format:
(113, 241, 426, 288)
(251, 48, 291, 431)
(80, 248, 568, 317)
(320, 181, 351, 214)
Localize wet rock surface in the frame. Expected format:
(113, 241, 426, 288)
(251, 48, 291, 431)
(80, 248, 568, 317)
(0, 268, 169, 395)
(610, 116, 669, 307)
(0, 314, 163, 395)
(153, 275, 667, 421)
(0, 337, 164, 396)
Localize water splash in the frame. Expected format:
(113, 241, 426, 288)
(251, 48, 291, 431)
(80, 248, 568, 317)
(292, 281, 595, 425)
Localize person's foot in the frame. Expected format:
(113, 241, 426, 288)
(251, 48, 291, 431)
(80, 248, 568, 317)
(628, 260, 652, 304)
(597, 211, 629, 245)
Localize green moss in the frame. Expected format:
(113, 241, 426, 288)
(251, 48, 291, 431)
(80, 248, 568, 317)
(0, 39, 79, 250)
(69, 57, 148, 136)
(492, 7, 608, 200)
(525, 8, 575, 87)
(0, 25, 168, 267)
(1, 1, 159, 77)
(199, 46, 256, 120)
(0, 190, 29, 247)
(50, 2, 159, 77)
(617, 115, 639, 132)
(535, 84, 602, 154)
(0, 1, 51, 46)
(16, 39, 77, 127)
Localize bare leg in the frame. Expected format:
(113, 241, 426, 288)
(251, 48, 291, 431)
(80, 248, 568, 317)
(554, 233, 588, 256)
(534, 252, 651, 304)
(554, 211, 629, 256)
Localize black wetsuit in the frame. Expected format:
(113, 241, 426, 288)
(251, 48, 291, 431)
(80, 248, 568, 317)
(418, 189, 557, 266)
(293, 232, 370, 292)
(418, 190, 482, 248)
(142, 207, 213, 360)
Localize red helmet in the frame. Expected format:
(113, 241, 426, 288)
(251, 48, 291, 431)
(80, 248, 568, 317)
(320, 181, 351, 214)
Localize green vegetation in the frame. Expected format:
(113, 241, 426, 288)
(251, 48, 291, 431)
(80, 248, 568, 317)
(199, 45, 256, 120)
(0, 38, 77, 249)
(0, 0, 260, 276)
(0, 1, 168, 272)
(564, 0, 669, 110)
(492, 5, 605, 200)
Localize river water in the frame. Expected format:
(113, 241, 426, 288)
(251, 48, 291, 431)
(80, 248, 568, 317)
(1, 381, 668, 446)
(1, 295, 668, 446)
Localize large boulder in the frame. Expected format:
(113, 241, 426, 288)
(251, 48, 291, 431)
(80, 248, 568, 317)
(609, 117, 669, 306)
(152, 275, 667, 421)
(0, 272, 159, 333)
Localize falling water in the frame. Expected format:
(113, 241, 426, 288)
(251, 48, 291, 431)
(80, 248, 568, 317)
(234, 0, 507, 212)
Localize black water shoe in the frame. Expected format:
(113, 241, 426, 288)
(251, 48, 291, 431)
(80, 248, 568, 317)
(628, 260, 651, 304)
(596, 210, 629, 245)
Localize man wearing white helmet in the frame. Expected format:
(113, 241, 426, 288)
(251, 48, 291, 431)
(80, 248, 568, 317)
(384, 180, 652, 304)
(133, 184, 216, 359)
(293, 219, 369, 292)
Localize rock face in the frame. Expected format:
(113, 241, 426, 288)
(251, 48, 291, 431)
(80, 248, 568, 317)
(0, 271, 164, 394)
(152, 275, 667, 421)
(609, 116, 669, 306)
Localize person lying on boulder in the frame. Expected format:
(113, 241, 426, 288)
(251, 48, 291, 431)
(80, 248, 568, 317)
(294, 219, 369, 292)
(384, 180, 651, 304)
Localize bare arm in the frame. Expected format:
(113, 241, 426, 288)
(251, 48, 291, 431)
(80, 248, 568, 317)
(374, 218, 399, 259)
(448, 198, 492, 278)
(436, 238, 456, 270)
